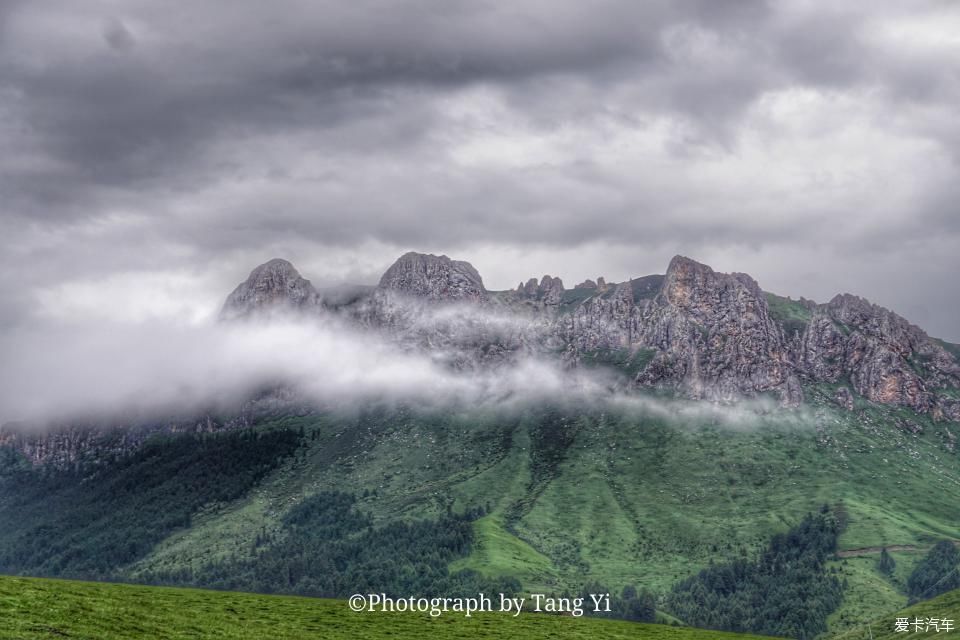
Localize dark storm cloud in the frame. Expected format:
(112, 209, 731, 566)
(0, 0, 770, 214)
(0, 0, 958, 339)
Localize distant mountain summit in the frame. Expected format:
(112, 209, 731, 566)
(219, 258, 321, 320)
(516, 275, 565, 305)
(798, 292, 960, 416)
(378, 252, 487, 303)
(214, 251, 960, 420)
(627, 255, 797, 403)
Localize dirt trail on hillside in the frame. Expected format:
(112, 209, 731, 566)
(836, 541, 960, 558)
(836, 545, 920, 558)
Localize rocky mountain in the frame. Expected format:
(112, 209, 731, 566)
(377, 252, 487, 303)
(4, 251, 959, 468)
(797, 293, 960, 421)
(0, 390, 306, 469)
(329, 251, 953, 413)
(552, 257, 799, 403)
(219, 258, 321, 320)
(515, 275, 565, 305)
(4, 252, 958, 639)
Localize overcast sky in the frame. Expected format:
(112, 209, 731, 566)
(1, 0, 958, 340)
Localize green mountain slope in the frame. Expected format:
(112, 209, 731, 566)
(1, 387, 958, 634)
(835, 588, 960, 640)
(148, 395, 957, 588)
(0, 575, 777, 640)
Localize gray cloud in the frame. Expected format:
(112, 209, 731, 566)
(0, 0, 958, 340)
(0, 304, 614, 425)
(0, 310, 796, 429)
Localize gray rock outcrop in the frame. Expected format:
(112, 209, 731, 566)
(795, 293, 959, 413)
(634, 256, 800, 404)
(220, 258, 321, 320)
(378, 252, 487, 303)
(517, 275, 565, 305)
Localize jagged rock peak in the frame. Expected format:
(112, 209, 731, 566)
(662, 255, 761, 314)
(539, 275, 564, 304)
(638, 255, 800, 405)
(794, 291, 960, 414)
(574, 279, 597, 290)
(517, 274, 565, 304)
(378, 252, 486, 302)
(522, 277, 539, 296)
(220, 258, 321, 320)
(825, 293, 928, 348)
(663, 255, 711, 289)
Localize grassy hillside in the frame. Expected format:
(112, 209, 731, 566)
(934, 339, 960, 362)
(765, 292, 813, 337)
(122, 393, 960, 595)
(825, 551, 927, 635)
(835, 588, 960, 640)
(1, 387, 958, 634)
(0, 575, 777, 640)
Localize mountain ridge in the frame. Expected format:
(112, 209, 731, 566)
(221, 251, 960, 417)
(2, 251, 958, 469)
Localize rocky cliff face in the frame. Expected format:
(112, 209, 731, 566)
(796, 293, 960, 414)
(637, 257, 800, 404)
(6, 252, 960, 468)
(516, 275, 565, 305)
(220, 258, 321, 320)
(553, 257, 960, 410)
(350, 252, 554, 368)
(0, 389, 307, 469)
(0, 415, 253, 468)
(213, 252, 960, 412)
(560, 256, 800, 404)
(561, 281, 639, 353)
(378, 252, 487, 303)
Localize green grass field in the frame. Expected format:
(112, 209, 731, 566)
(0, 575, 776, 640)
(836, 587, 960, 640)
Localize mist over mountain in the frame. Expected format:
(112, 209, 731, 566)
(2, 250, 957, 444)
(214, 250, 960, 420)
(4, 4, 960, 638)
(2, 249, 959, 639)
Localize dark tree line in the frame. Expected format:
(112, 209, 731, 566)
(0, 428, 302, 578)
(578, 581, 657, 623)
(907, 540, 960, 601)
(143, 491, 520, 599)
(877, 548, 896, 576)
(665, 507, 843, 640)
